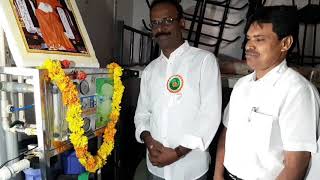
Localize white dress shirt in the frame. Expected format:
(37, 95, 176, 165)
(134, 41, 222, 180)
(223, 60, 320, 180)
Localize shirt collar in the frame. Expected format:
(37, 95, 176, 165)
(250, 60, 288, 85)
(160, 41, 190, 61)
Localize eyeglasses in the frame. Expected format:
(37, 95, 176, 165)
(149, 17, 179, 29)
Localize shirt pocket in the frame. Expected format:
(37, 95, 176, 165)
(249, 111, 274, 152)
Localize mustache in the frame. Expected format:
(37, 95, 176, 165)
(245, 49, 259, 56)
(154, 32, 171, 38)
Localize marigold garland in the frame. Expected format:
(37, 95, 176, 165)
(40, 59, 124, 172)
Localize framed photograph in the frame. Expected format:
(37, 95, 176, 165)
(0, 0, 99, 67)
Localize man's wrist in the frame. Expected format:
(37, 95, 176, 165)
(140, 131, 151, 143)
(174, 146, 191, 158)
(174, 147, 184, 158)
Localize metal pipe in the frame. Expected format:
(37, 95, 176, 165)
(145, 0, 151, 8)
(124, 24, 151, 36)
(301, 23, 308, 64)
(119, 21, 124, 65)
(194, 0, 207, 47)
(142, 19, 151, 31)
(15, 125, 37, 136)
(139, 35, 144, 65)
(312, 24, 317, 67)
(0, 82, 34, 93)
(214, 0, 232, 55)
(186, 28, 240, 43)
(18, 76, 26, 123)
(129, 31, 134, 65)
(150, 40, 154, 62)
(184, 12, 244, 26)
(187, 0, 201, 41)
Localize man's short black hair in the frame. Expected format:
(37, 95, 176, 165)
(245, 6, 299, 50)
(150, 0, 184, 19)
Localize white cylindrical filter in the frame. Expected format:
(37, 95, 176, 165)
(52, 85, 68, 141)
(5, 131, 19, 165)
(0, 82, 34, 93)
(0, 159, 30, 180)
(18, 76, 26, 123)
(53, 88, 61, 140)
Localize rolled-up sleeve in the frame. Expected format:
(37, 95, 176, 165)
(179, 54, 222, 151)
(134, 69, 151, 143)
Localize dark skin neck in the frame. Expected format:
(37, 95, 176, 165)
(162, 39, 184, 58)
(256, 51, 287, 80)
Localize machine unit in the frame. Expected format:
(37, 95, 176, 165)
(0, 67, 113, 179)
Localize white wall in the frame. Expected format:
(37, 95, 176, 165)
(117, 0, 134, 26)
(132, 0, 149, 29)
(76, 0, 115, 67)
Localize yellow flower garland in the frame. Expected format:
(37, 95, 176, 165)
(41, 59, 124, 172)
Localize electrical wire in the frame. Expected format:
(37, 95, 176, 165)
(0, 145, 38, 169)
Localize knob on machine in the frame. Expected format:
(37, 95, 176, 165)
(79, 80, 90, 95)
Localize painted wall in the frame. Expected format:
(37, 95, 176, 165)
(76, 0, 115, 67)
(117, 0, 133, 26)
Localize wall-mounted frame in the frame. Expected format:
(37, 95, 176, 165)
(0, 0, 99, 67)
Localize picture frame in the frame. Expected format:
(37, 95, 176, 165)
(0, 0, 99, 67)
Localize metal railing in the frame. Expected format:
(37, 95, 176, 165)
(115, 21, 160, 67)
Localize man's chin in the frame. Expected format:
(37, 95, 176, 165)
(157, 41, 171, 50)
(246, 58, 257, 70)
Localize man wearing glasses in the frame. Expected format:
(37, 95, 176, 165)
(134, 0, 222, 179)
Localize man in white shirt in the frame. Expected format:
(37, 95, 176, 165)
(214, 6, 320, 180)
(134, 0, 222, 179)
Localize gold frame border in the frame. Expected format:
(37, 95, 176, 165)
(9, 0, 90, 57)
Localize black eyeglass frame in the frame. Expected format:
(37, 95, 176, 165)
(149, 17, 180, 29)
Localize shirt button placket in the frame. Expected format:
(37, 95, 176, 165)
(162, 58, 172, 139)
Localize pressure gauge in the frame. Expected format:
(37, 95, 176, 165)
(83, 117, 91, 132)
(79, 80, 89, 95)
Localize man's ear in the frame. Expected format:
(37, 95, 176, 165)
(179, 18, 185, 29)
(281, 35, 293, 52)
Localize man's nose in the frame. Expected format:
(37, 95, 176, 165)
(245, 40, 255, 51)
(153, 24, 166, 32)
(152, 27, 164, 37)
